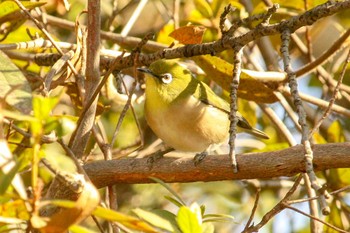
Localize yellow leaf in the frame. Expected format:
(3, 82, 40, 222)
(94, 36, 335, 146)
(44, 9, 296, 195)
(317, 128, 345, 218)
(192, 55, 281, 103)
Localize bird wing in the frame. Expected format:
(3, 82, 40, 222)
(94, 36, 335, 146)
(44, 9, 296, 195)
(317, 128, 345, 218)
(194, 80, 255, 131)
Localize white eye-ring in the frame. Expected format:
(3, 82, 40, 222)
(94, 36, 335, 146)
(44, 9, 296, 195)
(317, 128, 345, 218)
(161, 73, 173, 84)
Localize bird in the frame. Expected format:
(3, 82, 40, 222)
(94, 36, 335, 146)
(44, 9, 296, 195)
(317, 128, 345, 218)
(138, 59, 269, 162)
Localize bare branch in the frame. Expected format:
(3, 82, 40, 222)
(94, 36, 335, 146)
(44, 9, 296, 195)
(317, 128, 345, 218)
(83, 142, 350, 188)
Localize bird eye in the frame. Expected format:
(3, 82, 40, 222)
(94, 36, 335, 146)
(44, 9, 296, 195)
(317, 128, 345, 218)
(161, 73, 173, 84)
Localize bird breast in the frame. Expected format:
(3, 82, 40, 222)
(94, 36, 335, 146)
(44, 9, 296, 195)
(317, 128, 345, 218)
(145, 95, 230, 152)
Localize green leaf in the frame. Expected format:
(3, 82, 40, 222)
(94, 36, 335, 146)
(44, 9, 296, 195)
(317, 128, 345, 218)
(192, 55, 281, 103)
(1, 109, 37, 122)
(93, 206, 157, 233)
(203, 213, 235, 222)
(202, 222, 215, 233)
(44, 143, 77, 174)
(150, 177, 186, 206)
(0, 157, 22, 195)
(177, 205, 202, 233)
(164, 195, 185, 208)
(0, 51, 32, 114)
(0, 1, 46, 19)
(132, 208, 177, 232)
(32, 95, 60, 121)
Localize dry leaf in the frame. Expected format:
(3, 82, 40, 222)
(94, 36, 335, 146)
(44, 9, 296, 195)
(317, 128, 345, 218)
(169, 25, 206, 45)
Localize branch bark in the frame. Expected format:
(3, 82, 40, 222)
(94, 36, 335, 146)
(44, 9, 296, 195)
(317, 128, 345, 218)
(84, 142, 350, 188)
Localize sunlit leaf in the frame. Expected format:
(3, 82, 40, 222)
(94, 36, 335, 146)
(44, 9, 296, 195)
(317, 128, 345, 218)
(0, 51, 32, 114)
(69, 225, 97, 233)
(43, 143, 77, 174)
(0, 1, 46, 19)
(202, 222, 215, 233)
(0, 157, 22, 195)
(0, 199, 30, 220)
(193, 0, 213, 18)
(93, 206, 157, 233)
(203, 213, 235, 222)
(132, 208, 177, 232)
(327, 120, 345, 143)
(177, 205, 202, 233)
(32, 95, 60, 121)
(324, 199, 344, 232)
(192, 55, 280, 103)
(157, 20, 175, 45)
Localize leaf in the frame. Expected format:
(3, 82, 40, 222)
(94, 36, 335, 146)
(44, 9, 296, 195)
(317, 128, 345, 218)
(164, 195, 186, 208)
(32, 95, 60, 121)
(192, 55, 281, 103)
(324, 199, 344, 232)
(0, 1, 46, 20)
(38, 181, 100, 232)
(69, 225, 97, 233)
(202, 222, 215, 233)
(44, 143, 77, 174)
(0, 199, 30, 220)
(193, 0, 213, 18)
(157, 20, 175, 45)
(203, 213, 235, 222)
(0, 139, 27, 199)
(0, 157, 22, 195)
(0, 51, 32, 114)
(150, 177, 186, 206)
(132, 208, 177, 232)
(0, 1, 46, 41)
(177, 206, 202, 233)
(93, 206, 158, 233)
(327, 120, 345, 143)
(169, 25, 206, 45)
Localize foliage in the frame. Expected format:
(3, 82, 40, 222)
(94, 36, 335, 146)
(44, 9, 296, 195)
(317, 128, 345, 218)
(0, 0, 350, 232)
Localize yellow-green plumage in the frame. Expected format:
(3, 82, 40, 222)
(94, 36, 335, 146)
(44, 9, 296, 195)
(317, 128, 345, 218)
(139, 60, 269, 153)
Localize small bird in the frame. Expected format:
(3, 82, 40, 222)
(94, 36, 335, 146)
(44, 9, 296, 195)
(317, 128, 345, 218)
(138, 60, 269, 161)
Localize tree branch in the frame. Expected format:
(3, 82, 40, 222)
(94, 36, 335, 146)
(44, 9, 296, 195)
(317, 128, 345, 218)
(83, 142, 350, 188)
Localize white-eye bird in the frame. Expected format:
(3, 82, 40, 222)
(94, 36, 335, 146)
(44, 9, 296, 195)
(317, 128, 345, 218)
(138, 60, 269, 158)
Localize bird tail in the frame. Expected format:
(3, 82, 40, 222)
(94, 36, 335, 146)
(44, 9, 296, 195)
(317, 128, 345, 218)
(247, 127, 270, 140)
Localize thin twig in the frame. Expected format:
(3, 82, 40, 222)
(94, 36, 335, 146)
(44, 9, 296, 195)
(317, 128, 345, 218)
(273, 92, 302, 132)
(309, 47, 350, 138)
(295, 28, 350, 77)
(283, 203, 349, 233)
(288, 185, 350, 205)
(12, 0, 79, 77)
(282, 87, 350, 117)
(228, 46, 243, 173)
(243, 189, 261, 231)
(280, 28, 330, 215)
(244, 175, 303, 233)
(259, 103, 296, 145)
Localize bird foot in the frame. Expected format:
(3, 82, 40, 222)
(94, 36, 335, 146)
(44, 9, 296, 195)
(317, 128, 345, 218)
(194, 151, 208, 166)
(147, 148, 174, 166)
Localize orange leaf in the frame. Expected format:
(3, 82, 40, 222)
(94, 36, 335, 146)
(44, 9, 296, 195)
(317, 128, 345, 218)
(169, 25, 206, 45)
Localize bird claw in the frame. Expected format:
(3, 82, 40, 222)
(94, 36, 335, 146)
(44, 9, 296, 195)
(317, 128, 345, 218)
(147, 151, 165, 165)
(194, 151, 208, 166)
(146, 147, 174, 167)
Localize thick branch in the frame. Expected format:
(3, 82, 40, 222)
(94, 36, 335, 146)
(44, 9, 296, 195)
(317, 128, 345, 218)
(84, 143, 350, 188)
(114, 0, 350, 68)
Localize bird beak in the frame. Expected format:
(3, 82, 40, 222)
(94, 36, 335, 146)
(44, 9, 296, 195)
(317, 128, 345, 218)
(137, 67, 159, 79)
